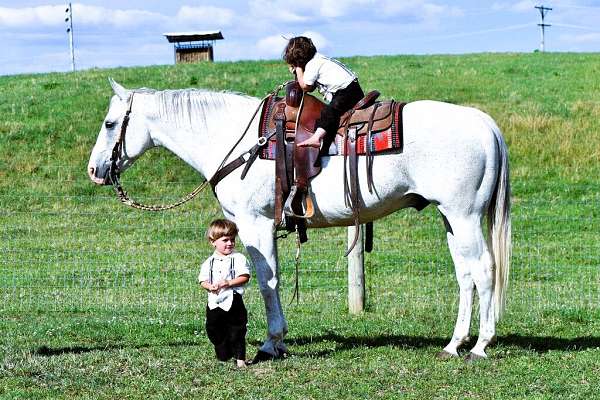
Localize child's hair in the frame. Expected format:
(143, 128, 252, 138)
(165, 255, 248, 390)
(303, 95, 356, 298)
(206, 219, 238, 242)
(282, 36, 317, 69)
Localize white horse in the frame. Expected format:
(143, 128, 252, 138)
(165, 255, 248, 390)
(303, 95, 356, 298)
(88, 79, 511, 360)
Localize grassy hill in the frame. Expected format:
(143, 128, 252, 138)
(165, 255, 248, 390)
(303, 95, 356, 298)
(2, 53, 600, 399)
(2, 52, 600, 191)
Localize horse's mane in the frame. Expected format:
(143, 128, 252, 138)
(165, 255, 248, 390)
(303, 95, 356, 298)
(138, 87, 257, 129)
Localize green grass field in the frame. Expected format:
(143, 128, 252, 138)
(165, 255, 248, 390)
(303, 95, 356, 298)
(1, 53, 600, 399)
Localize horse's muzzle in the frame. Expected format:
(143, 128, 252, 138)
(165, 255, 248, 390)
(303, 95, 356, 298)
(87, 165, 110, 185)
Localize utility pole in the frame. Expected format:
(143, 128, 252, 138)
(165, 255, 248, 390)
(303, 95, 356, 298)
(535, 5, 552, 52)
(65, 3, 75, 71)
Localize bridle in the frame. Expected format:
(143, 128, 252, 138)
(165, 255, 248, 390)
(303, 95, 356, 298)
(107, 92, 212, 211)
(107, 84, 287, 211)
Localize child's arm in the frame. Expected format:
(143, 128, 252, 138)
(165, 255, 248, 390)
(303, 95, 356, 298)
(293, 67, 315, 92)
(200, 280, 218, 292)
(215, 274, 250, 290)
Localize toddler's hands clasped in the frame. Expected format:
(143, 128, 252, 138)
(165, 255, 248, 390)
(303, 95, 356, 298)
(205, 283, 219, 292)
(215, 280, 230, 290)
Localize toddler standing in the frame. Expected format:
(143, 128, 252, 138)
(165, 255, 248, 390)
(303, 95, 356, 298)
(198, 219, 250, 367)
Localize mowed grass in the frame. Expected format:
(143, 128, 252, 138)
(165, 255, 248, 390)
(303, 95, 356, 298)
(1, 53, 600, 399)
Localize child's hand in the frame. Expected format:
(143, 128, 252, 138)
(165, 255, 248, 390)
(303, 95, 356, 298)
(206, 283, 219, 292)
(215, 280, 230, 290)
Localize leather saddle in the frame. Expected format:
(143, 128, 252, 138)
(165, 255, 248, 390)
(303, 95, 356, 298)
(259, 81, 401, 252)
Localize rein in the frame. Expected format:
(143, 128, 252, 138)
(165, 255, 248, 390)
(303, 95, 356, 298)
(108, 83, 288, 211)
(108, 92, 212, 211)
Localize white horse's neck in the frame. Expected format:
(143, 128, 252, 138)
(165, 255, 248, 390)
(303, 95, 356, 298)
(137, 89, 261, 179)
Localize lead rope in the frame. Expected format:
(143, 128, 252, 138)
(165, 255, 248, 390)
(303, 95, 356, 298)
(288, 230, 302, 305)
(110, 82, 290, 211)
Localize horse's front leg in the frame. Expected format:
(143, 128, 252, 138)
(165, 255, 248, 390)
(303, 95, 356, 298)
(236, 215, 288, 359)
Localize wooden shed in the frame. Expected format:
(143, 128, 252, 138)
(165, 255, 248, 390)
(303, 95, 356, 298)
(163, 31, 224, 63)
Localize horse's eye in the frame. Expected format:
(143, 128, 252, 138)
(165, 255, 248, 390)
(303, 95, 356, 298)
(105, 121, 116, 129)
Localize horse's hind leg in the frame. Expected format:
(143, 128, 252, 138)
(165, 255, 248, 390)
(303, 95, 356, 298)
(441, 213, 495, 359)
(439, 213, 474, 358)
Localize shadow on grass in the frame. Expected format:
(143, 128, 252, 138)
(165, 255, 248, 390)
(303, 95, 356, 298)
(33, 341, 198, 357)
(33, 334, 600, 358)
(278, 332, 600, 358)
(501, 334, 600, 353)
(279, 332, 448, 358)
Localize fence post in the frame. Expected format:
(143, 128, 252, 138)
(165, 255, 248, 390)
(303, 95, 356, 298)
(347, 225, 365, 314)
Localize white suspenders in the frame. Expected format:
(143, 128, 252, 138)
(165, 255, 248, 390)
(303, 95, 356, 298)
(326, 55, 355, 76)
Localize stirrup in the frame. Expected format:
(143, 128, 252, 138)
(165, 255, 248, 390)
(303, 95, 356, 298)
(283, 185, 314, 219)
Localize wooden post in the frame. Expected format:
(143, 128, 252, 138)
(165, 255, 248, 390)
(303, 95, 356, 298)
(347, 225, 365, 314)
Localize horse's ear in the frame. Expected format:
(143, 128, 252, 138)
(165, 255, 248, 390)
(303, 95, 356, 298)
(108, 77, 130, 101)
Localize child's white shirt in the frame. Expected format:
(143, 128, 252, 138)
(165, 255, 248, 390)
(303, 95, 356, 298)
(198, 251, 250, 311)
(302, 52, 357, 101)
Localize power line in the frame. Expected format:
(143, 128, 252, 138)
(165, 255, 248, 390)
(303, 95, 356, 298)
(535, 5, 552, 52)
(557, 4, 600, 10)
(552, 23, 600, 32)
(397, 23, 533, 44)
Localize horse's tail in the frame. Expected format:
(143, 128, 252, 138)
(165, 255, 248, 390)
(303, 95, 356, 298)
(485, 117, 512, 322)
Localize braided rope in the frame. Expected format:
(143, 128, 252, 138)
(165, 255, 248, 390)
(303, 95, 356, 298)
(110, 82, 290, 212)
(111, 174, 210, 211)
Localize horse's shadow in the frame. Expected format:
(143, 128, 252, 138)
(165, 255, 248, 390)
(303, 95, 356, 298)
(501, 334, 600, 352)
(32, 334, 600, 358)
(272, 332, 600, 358)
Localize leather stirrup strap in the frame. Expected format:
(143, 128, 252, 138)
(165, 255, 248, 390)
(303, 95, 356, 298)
(274, 103, 287, 226)
(345, 126, 361, 256)
(343, 133, 350, 207)
(283, 139, 296, 231)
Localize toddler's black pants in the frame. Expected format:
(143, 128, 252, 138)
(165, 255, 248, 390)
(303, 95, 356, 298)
(205, 293, 247, 361)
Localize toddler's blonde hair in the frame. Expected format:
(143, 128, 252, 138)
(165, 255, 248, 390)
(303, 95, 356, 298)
(206, 219, 238, 242)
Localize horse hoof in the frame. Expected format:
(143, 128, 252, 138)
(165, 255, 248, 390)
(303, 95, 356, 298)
(251, 350, 275, 364)
(251, 349, 289, 364)
(464, 352, 486, 363)
(436, 350, 458, 360)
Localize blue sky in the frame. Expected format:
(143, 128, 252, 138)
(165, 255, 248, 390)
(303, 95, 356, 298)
(1, 1, 599, 76)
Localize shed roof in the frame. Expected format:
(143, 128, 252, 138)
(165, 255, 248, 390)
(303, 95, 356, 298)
(163, 31, 224, 43)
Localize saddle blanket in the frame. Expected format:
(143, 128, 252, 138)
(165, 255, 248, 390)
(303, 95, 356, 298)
(259, 97, 405, 160)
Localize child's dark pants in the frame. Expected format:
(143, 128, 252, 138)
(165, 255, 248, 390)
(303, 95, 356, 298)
(205, 293, 247, 361)
(317, 80, 365, 146)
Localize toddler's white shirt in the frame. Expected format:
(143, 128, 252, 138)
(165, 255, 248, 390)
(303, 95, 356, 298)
(198, 251, 250, 311)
